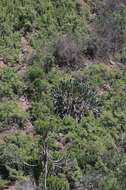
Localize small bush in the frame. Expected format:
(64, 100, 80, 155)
(47, 176, 70, 190)
(54, 36, 83, 69)
(0, 68, 24, 98)
(0, 101, 28, 129)
(28, 66, 44, 82)
(52, 79, 101, 121)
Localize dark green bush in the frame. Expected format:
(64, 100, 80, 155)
(0, 133, 38, 181)
(0, 101, 28, 129)
(28, 66, 44, 82)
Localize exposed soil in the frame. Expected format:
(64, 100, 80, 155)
(0, 57, 7, 69)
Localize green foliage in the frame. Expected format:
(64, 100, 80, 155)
(100, 111, 118, 128)
(0, 1, 126, 189)
(0, 178, 8, 189)
(34, 116, 59, 137)
(101, 174, 119, 190)
(30, 101, 52, 121)
(0, 68, 24, 98)
(0, 100, 28, 129)
(52, 79, 101, 121)
(0, 133, 38, 180)
(28, 66, 44, 82)
(47, 176, 69, 190)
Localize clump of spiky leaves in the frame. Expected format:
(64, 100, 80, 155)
(52, 79, 101, 121)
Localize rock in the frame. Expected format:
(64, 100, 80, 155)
(110, 60, 116, 65)
(102, 84, 111, 91)
(21, 37, 29, 49)
(19, 36, 36, 65)
(0, 57, 7, 69)
(18, 96, 29, 112)
(24, 120, 34, 134)
(55, 141, 65, 152)
(17, 65, 27, 78)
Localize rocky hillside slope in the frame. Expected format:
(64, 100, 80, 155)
(0, 1, 126, 190)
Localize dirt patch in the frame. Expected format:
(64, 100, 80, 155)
(4, 184, 16, 190)
(19, 36, 36, 65)
(18, 96, 29, 112)
(0, 57, 7, 69)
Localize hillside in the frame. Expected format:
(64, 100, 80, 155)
(0, 0, 126, 190)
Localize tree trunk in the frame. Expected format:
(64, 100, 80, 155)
(43, 138, 48, 190)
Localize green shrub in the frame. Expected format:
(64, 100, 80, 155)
(29, 102, 52, 121)
(34, 116, 59, 137)
(0, 68, 24, 98)
(28, 66, 44, 82)
(47, 176, 70, 190)
(0, 132, 38, 180)
(0, 100, 28, 129)
(52, 79, 101, 121)
(100, 111, 118, 128)
(0, 178, 8, 189)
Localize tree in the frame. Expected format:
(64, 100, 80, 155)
(34, 116, 65, 190)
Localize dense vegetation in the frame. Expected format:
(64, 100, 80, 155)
(0, 0, 126, 190)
